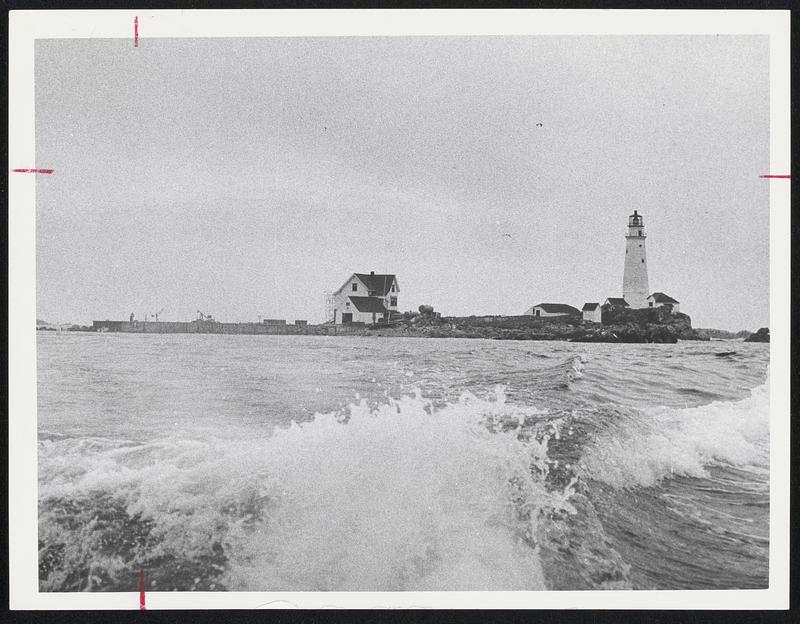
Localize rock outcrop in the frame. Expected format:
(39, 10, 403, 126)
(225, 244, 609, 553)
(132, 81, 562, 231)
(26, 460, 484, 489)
(571, 306, 706, 343)
(366, 306, 707, 343)
(744, 327, 770, 343)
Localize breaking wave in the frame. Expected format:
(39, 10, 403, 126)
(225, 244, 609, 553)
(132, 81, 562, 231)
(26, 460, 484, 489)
(36, 335, 771, 592)
(39, 388, 577, 592)
(578, 377, 769, 489)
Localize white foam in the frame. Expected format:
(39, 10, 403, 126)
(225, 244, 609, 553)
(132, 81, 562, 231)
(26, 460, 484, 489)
(579, 379, 769, 489)
(39, 389, 575, 591)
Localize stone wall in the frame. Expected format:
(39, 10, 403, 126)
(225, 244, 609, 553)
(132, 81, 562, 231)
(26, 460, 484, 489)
(91, 320, 324, 335)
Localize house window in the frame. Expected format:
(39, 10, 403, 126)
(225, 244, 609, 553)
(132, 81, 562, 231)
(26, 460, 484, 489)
(391, 285, 395, 292)
(346, 301, 350, 307)
(642, 259, 645, 263)
(390, 297, 397, 306)
(351, 283, 358, 292)
(535, 309, 541, 317)
(649, 302, 653, 307)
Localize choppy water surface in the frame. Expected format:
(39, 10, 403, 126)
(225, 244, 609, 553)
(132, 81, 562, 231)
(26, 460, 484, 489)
(37, 334, 769, 592)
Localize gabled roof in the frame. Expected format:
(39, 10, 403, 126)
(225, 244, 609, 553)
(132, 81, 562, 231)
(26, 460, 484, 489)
(604, 298, 629, 307)
(335, 272, 398, 295)
(533, 303, 581, 314)
(348, 296, 388, 313)
(648, 292, 679, 304)
(354, 273, 397, 296)
(582, 302, 600, 311)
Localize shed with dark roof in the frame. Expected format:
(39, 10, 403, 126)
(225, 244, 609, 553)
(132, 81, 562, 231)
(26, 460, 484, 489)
(648, 292, 679, 304)
(524, 303, 581, 318)
(647, 292, 680, 314)
(582, 302, 602, 323)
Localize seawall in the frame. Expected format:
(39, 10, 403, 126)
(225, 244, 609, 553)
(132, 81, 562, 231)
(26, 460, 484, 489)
(91, 320, 367, 336)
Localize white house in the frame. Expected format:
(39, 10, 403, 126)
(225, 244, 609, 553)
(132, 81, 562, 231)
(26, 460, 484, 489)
(647, 292, 680, 314)
(332, 272, 399, 324)
(524, 303, 581, 318)
(582, 302, 602, 323)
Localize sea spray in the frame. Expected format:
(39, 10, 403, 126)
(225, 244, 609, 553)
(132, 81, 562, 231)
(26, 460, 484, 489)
(578, 377, 769, 489)
(36, 336, 771, 591)
(39, 387, 578, 591)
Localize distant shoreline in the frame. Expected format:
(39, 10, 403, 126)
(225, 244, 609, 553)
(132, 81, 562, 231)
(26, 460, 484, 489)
(37, 309, 769, 344)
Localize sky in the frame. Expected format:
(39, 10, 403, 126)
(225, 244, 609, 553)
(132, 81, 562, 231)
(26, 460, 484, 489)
(35, 35, 769, 330)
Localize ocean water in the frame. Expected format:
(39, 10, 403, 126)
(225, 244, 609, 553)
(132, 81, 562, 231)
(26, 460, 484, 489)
(37, 333, 769, 592)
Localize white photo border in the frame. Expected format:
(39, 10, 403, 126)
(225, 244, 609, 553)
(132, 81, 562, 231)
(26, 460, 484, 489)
(8, 8, 791, 610)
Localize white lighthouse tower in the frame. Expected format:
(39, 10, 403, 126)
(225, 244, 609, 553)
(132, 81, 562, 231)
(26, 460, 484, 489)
(622, 210, 650, 309)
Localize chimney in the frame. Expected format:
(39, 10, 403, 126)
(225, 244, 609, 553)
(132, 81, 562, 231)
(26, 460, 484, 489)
(370, 271, 375, 275)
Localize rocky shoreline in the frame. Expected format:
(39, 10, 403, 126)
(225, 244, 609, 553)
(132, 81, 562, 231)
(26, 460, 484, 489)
(364, 306, 710, 344)
(40, 312, 769, 344)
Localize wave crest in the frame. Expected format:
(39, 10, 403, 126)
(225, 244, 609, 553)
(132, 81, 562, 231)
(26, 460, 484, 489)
(578, 379, 769, 489)
(39, 388, 581, 592)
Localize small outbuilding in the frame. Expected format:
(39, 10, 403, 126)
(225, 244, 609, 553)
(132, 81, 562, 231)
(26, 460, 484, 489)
(582, 302, 602, 323)
(647, 292, 680, 314)
(525, 303, 581, 318)
(603, 297, 629, 309)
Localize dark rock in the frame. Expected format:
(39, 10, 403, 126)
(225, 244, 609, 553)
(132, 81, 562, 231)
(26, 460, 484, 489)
(745, 327, 770, 343)
(365, 305, 706, 343)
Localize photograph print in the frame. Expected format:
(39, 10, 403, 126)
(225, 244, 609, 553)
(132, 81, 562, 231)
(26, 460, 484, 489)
(16, 9, 787, 606)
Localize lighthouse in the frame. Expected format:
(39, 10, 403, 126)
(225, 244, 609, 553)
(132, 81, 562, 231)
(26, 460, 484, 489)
(622, 210, 650, 309)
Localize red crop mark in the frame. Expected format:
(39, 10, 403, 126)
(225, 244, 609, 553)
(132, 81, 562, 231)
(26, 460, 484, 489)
(10, 168, 54, 174)
(139, 569, 146, 610)
(759, 174, 791, 179)
(134, 16, 139, 48)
